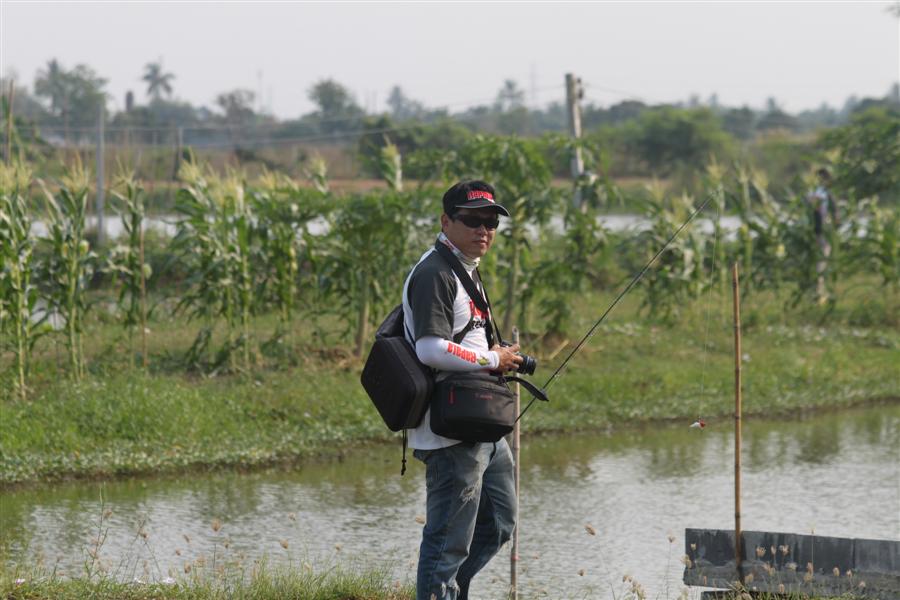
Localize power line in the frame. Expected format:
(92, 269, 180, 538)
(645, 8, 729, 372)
(581, 81, 665, 106)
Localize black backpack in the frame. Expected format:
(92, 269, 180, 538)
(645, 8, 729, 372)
(360, 305, 433, 433)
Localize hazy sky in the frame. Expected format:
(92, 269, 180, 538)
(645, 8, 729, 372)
(2, 1, 898, 119)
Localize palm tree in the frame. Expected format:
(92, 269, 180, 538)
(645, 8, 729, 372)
(142, 61, 175, 101)
(496, 79, 525, 112)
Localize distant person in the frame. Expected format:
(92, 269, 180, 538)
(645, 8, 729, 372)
(806, 167, 839, 303)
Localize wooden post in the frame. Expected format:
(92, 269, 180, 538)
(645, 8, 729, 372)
(5, 80, 14, 165)
(139, 223, 148, 370)
(509, 326, 521, 600)
(565, 73, 585, 210)
(732, 263, 743, 583)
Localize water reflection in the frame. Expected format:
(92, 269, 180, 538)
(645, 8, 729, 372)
(2, 403, 898, 598)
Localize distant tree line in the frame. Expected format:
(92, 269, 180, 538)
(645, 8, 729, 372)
(1, 59, 899, 201)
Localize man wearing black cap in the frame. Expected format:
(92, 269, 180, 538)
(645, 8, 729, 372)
(401, 180, 523, 599)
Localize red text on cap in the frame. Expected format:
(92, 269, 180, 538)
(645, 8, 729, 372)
(466, 190, 494, 203)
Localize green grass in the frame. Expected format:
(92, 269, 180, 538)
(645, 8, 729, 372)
(0, 568, 868, 600)
(0, 561, 413, 600)
(2, 278, 898, 486)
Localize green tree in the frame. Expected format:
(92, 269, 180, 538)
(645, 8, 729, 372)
(757, 97, 798, 132)
(495, 79, 525, 112)
(722, 106, 756, 140)
(216, 89, 256, 126)
(34, 60, 107, 130)
(386, 85, 424, 120)
(821, 106, 900, 202)
(629, 107, 733, 175)
(142, 61, 175, 101)
(33, 60, 68, 118)
(308, 79, 363, 120)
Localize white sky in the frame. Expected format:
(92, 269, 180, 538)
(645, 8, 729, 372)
(1, 1, 898, 119)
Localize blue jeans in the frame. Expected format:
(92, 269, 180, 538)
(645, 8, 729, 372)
(413, 439, 517, 600)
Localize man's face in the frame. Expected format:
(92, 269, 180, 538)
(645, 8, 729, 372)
(441, 207, 500, 259)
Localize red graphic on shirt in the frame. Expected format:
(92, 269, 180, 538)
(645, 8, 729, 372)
(446, 342, 477, 364)
(469, 299, 488, 321)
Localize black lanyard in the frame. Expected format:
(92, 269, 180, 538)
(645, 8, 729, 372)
(434, 242, 500, 349)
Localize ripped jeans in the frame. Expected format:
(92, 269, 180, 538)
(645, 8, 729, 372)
(413, 439, 517, 600)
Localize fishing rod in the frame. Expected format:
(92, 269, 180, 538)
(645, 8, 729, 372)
(515, 192, 715, 423)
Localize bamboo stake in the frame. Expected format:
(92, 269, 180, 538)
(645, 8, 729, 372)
(509, 326, 520, 600)
(139, 223, 148, 370)
(732, 263, 743, 584)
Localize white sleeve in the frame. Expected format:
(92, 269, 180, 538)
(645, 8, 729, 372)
(415, 336, 499, 371)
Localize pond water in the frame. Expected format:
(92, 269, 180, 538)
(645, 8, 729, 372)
(2, 404, 898, 598)
(29, 213, 745, 241)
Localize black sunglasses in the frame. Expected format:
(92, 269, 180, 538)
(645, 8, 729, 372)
(453, 214, 500, 230)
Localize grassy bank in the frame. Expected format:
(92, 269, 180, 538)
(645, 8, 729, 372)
(0, 570, 866, 600)
(2, 280, 898, 487)
(1, 563, 412, 600)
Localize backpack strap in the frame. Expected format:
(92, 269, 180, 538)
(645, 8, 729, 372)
(453, 318, 476, 345)
(473, 267, 502, 346)
(401, 430, 408, 476)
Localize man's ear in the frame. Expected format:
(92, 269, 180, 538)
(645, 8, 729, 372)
(440, 213, 451, 231)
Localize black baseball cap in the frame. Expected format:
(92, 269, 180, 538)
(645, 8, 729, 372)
(442, 180, 510, 217)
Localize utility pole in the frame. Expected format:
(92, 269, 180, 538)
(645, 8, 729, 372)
(565, 73, 585, 209)
(172, 126, 183, 180)
(5, 80, 14, 165)
(95, 104, 105, 246)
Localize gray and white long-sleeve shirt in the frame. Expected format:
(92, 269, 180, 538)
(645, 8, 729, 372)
(401, 233, 499, 450)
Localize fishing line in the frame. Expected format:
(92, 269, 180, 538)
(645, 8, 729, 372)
(515, 192, 715, 423)
(695, 189, 723, 425)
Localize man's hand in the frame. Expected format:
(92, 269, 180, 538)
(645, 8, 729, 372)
(492, 343, 524, 372)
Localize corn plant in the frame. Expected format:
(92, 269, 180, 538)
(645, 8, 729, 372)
(733, 171, 789, 294)
(843, 197, 899, 292)
(321, 191, 416, 356)
(535, 199, 613, 338)
(106, 171, 151, 369)
(701, 161, 730, 289)
(172, 164, 221, 369)
(253, 171, 323, 338)
(305, 156, 330, 195)
(174, 164, 260, 373)
(379, 139, 403, 192)
(773, 186, 833, 308)
(0, 162, 46, 399)
(38, 160, 95, 380)
(736, 171, 837, 307)
(866, 202, 899, 291)
(229, 180, 256, 371)
(635, 190, 706, 321)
